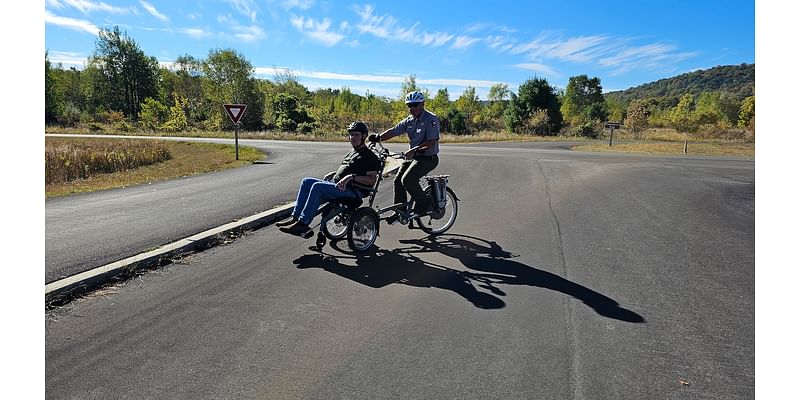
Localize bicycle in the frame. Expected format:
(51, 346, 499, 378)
(301, 141, 459, 253)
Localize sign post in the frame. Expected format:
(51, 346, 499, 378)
(604, 122, 621, 146)
(223, 104, 248, 160)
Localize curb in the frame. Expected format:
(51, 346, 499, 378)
(45, 203, 295, 308)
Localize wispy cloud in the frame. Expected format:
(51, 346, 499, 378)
(47, 51, 88, 67)
(598, 43, 698, 75)
(223, 0, 258, 23)
(45, 11, 99, 35)
(280, 0, 315, 10)
(352, 5, 454, 47)
(485, 35, 516, 52)
(290, 16, 346, 47)
(48, 0, 135, 14)
(451, 35, 481, 50)
(218, 14, 266, 42)
(501, 32, 697, 75)
(178, 28, 211, 39)
(259, 67, 508, 89)
(139, 1, 168, 23)
(512, 63, 562, 78)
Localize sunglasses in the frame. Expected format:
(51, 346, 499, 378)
(407, 103, 421, 109)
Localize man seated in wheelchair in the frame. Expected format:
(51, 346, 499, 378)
(277, 121, 381, 237)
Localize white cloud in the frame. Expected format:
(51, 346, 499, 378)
(485, 35, 516, 52)
(290, 16, 346, 46)
(598, 43, 698, 75)
(257, 67, 508, 89)
(51, 0, 134, 14)
(512, 63, 562, 78)
(218, 14, 266, 42)
(178, 28, 211, 39)
(45, 11, 99, 35)
(280, 0, 315, 10)
(139, 1, 168, 23)
(223, 0, 258, 22)
(352, 5, 454, 47)
(451, 35, 481, 50)
(502, 32, 697, 74)
(47, 51, 88, 67)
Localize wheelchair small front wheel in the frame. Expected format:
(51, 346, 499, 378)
(321, 207, 349, 240)
(347, 207, 379, 252)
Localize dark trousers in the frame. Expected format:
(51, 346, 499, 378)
(394, 155, 439, 209)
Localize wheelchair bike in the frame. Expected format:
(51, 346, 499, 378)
(302, 141, 459, 253)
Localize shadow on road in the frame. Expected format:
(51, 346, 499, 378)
(292, 234, 645, 323)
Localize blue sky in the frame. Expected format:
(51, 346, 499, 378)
(44, 0, 755, 99)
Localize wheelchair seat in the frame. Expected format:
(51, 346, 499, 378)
(333, 196, 363, 209)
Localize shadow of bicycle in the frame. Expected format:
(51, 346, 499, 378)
(293, 234, 645, 322)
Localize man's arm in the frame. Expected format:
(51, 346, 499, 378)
(404, 138, 439, 158)
(336, 171, 378, 191)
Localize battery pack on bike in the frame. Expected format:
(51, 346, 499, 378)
(426, 175, 449, 210)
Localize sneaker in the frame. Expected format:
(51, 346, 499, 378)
(412, 196, 433, 215)
(275, 217, 297, 227)
(279, 221, 311, 236)
(384, 213, 399, 225)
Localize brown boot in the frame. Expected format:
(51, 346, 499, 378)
(279, 221, 311, 236)
(276, 216, 297, 227)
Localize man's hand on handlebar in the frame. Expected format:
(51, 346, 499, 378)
(368, 133, 381, 143)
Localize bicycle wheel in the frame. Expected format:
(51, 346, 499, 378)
(417, 187, 458, 235)
(321, 207, 349, 240)
(347, 207, 379, 252)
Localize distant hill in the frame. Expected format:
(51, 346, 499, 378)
(604, 63, 754, 105)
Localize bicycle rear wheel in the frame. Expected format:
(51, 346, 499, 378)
(417, 187, 458, 235)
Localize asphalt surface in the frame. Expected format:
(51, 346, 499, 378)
(45, 139, 754, 399)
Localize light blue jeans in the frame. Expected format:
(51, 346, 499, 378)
(292, 177, 361, 225)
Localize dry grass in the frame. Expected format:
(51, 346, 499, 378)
(45, 137, 264, 198)
(573, 141, 754, 158)
(46, 126, 589, 144)
(46, 138, 171, 184)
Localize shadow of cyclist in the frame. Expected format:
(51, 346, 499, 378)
(294, 248, 505, 309)
(293, 235, 645, 322)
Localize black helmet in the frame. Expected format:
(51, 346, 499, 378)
(347, 121, 369, 135)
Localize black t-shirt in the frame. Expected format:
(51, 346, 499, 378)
(333, 145, 381, 184)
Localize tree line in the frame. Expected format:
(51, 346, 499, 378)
(45, 26, 755, 138)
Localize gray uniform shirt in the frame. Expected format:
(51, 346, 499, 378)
(388, 109, 440, 156)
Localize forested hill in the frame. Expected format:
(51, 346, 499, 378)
(605, 63, 754, 104)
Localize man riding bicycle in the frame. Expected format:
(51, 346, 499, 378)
(369, 91, 440, 224)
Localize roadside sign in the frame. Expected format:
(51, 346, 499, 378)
(604, 122, 621, 129)
(223, 104, 247, 125)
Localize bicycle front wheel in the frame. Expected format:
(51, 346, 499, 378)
(417, 187, 458, 235)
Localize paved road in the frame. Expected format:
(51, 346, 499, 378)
(46, 140, 754, 399)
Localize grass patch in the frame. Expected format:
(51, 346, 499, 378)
(572, 141, 754, 158)
(45, 137, 264, 198)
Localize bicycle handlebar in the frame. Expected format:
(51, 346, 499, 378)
(369, 141, 406, 160)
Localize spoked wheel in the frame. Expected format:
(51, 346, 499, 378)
(347, 207, 379, 252)
(321, 207, 349, 240)
(417, 187, 458, 235)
